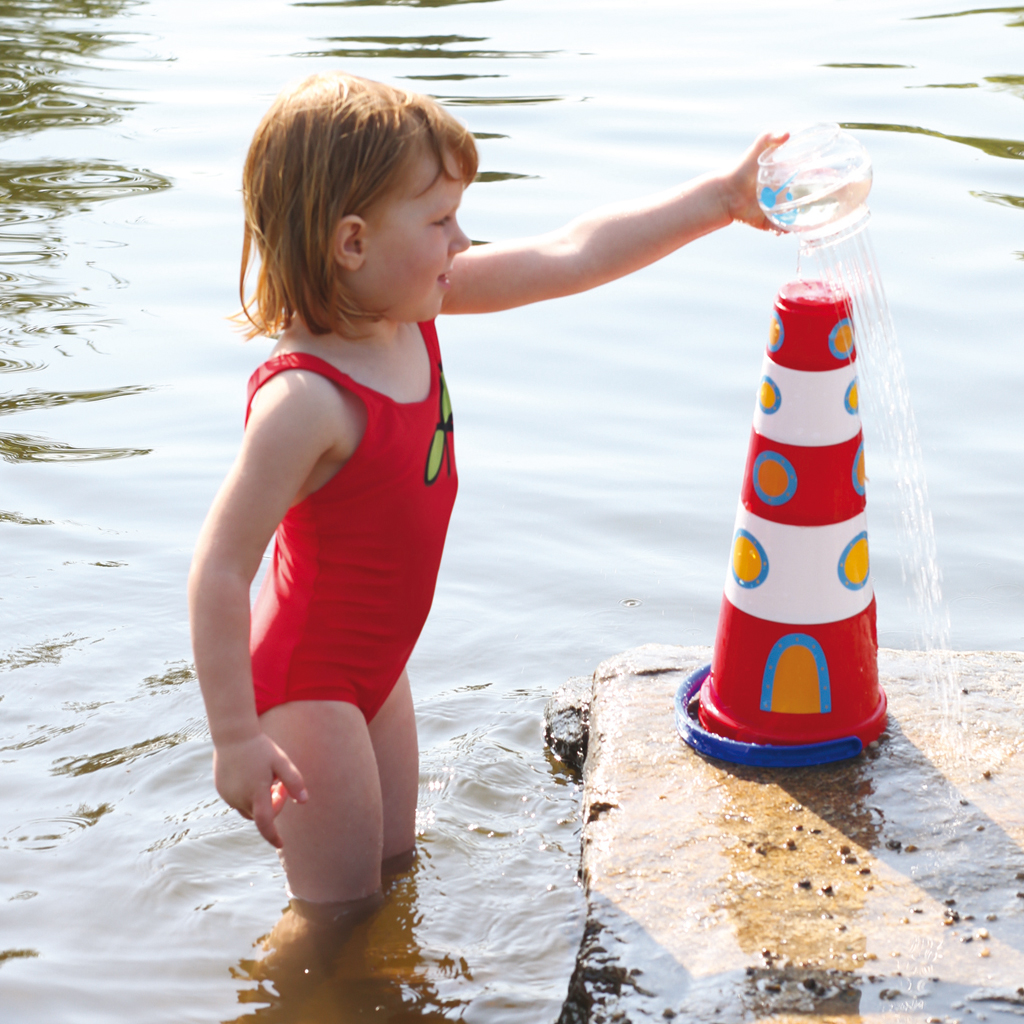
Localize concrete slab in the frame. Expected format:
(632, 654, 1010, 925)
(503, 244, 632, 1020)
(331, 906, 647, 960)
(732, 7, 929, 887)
(547, 645, 1024, 1024)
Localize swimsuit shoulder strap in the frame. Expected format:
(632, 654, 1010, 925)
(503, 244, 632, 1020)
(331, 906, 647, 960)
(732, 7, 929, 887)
(244, 322, 439, 425)
(417, 319, 440, 363)
(245, 352, 372, 426)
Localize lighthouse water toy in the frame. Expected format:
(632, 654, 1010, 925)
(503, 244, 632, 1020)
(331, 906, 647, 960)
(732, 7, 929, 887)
(676, 125, 887, 767)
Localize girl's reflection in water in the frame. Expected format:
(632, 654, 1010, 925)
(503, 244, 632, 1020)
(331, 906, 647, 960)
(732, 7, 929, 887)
(227, 853, 469, 1022)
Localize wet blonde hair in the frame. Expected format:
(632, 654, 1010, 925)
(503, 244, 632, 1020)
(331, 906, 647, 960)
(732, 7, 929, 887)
(238, 72, 478, 338)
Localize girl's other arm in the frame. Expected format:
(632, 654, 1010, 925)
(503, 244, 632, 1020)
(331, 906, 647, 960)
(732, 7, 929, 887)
(188, 371, 362, 846)
(443, 131, 787, 316)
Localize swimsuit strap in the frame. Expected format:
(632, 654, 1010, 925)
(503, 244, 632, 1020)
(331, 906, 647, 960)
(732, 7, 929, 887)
(245, 321, 438, 426)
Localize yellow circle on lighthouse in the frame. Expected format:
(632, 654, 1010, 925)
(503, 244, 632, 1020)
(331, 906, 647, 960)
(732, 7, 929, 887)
(856, 449, 866, 489)
(733, 535, 762, 583)
(838, 531, 870, 591)
(844, 537, 869, 585)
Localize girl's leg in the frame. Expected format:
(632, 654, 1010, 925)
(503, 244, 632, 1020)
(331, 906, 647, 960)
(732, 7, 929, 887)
(260, 700, 383, 903)
(368, 669, 419, 864)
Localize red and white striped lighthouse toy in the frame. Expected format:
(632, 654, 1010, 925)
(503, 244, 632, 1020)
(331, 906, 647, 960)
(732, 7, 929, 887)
(676, 279, 887, 766)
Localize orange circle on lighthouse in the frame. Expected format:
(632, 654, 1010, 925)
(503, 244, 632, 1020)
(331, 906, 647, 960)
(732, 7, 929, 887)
(758, 458, 789, 497)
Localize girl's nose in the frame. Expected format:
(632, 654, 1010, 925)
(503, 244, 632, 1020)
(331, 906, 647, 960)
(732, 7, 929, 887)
(450, 220, 471, 255)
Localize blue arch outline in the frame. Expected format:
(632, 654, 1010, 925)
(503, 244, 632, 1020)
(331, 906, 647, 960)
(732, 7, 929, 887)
(829, 318, 854, 361)
(731, 529, 769, 588)
(760, 634, 831, 714)
(838, 531, 870, 591)
(851, 440, 866, 496)
(752, 451, 797, 506)
(758, 375, 781, 415)
(844, 377, 859, 415)
(768, 311, 784, 352)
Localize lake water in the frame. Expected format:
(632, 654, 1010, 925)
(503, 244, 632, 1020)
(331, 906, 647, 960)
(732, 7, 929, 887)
(1, 0, 1022, 1020)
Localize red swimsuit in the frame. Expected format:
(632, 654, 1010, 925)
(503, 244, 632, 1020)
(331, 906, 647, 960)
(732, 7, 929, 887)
(246, 320, 458, 722)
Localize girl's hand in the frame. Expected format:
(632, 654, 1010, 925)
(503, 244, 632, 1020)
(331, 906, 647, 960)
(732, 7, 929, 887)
(213, 733, 308, 848)
(721, 131, 790, 231)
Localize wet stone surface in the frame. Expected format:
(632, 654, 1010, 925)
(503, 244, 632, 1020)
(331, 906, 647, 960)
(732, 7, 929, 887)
(546, 644, 1024, 1023)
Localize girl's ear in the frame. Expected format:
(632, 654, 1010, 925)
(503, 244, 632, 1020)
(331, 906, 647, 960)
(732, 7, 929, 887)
(333, 215, 367, 271)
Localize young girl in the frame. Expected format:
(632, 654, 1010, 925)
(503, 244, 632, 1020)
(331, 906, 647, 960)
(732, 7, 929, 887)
(188, 71, 784, 913)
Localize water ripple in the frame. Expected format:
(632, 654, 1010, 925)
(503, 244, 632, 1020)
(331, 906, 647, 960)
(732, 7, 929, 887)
(0, 632, 85, 671)
(0, 383, 151, 417)
(50, 729, 194, 776)
(2, 803, 113, 850)
(0, 509, 52, 524)
(0, 161, 173, 212)
(0, 0, 142, 138)
(294, 0, 501, 8)
(0, 432, 151, 463)
(841, 121, 1024, 161)
(297, 33, 557, 61)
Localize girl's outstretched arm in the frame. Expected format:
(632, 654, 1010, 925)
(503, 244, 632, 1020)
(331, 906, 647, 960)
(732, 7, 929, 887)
(443, 131, 787, 316)
(188, 370, 363, 846)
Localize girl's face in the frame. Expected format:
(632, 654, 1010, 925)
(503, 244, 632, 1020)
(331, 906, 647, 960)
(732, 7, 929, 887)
(345, 150, 471, 327)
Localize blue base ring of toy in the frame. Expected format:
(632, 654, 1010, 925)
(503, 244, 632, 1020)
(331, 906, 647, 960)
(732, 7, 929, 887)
(675, 664, 863, 767)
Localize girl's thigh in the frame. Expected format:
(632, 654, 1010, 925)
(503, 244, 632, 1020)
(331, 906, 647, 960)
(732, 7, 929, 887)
(368, 669, 419, 862)
(261, 699, 383, 903)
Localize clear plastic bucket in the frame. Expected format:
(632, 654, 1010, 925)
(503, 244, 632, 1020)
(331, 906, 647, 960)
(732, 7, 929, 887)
(757, 124, 872, 240)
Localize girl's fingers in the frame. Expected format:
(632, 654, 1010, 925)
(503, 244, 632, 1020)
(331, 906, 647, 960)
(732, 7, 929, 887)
(272, 751, 309, 804)
(270, 780, 287, 815)
(252, 788, 285, 848)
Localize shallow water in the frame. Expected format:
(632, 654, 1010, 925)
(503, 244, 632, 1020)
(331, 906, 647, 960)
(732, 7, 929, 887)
(1, 0, 1023, 1020)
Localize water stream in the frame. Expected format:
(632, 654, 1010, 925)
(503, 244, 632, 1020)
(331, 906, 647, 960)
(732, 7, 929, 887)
(802, 225, 965, 751)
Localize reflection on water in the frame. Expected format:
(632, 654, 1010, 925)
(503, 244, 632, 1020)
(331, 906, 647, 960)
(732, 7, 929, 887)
(0, 0, 140, 137)
(1, 803, 112, 850)
(0, 509, 53, 524)
(294, 0, 502, 8)
(821, 62, 914, 69)
(0, 383, 151, 416)
(0, 159, 171, 345)
(50, 727, 197, 776)
(986, 72, 1024, 97)
(0, 4, 169, 477)
(914, 6, 1024, 28)
(973, 188, 1024, 209)
(843, 120, 1024, 160)
(435, 92, 561, 105)
(0, 633, 84, 669)
(297, 33, 556, 61)
(0, 431, 151, 462)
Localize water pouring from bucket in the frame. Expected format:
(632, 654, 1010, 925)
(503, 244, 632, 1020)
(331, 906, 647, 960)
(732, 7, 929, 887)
(677, 124, 957, 766)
